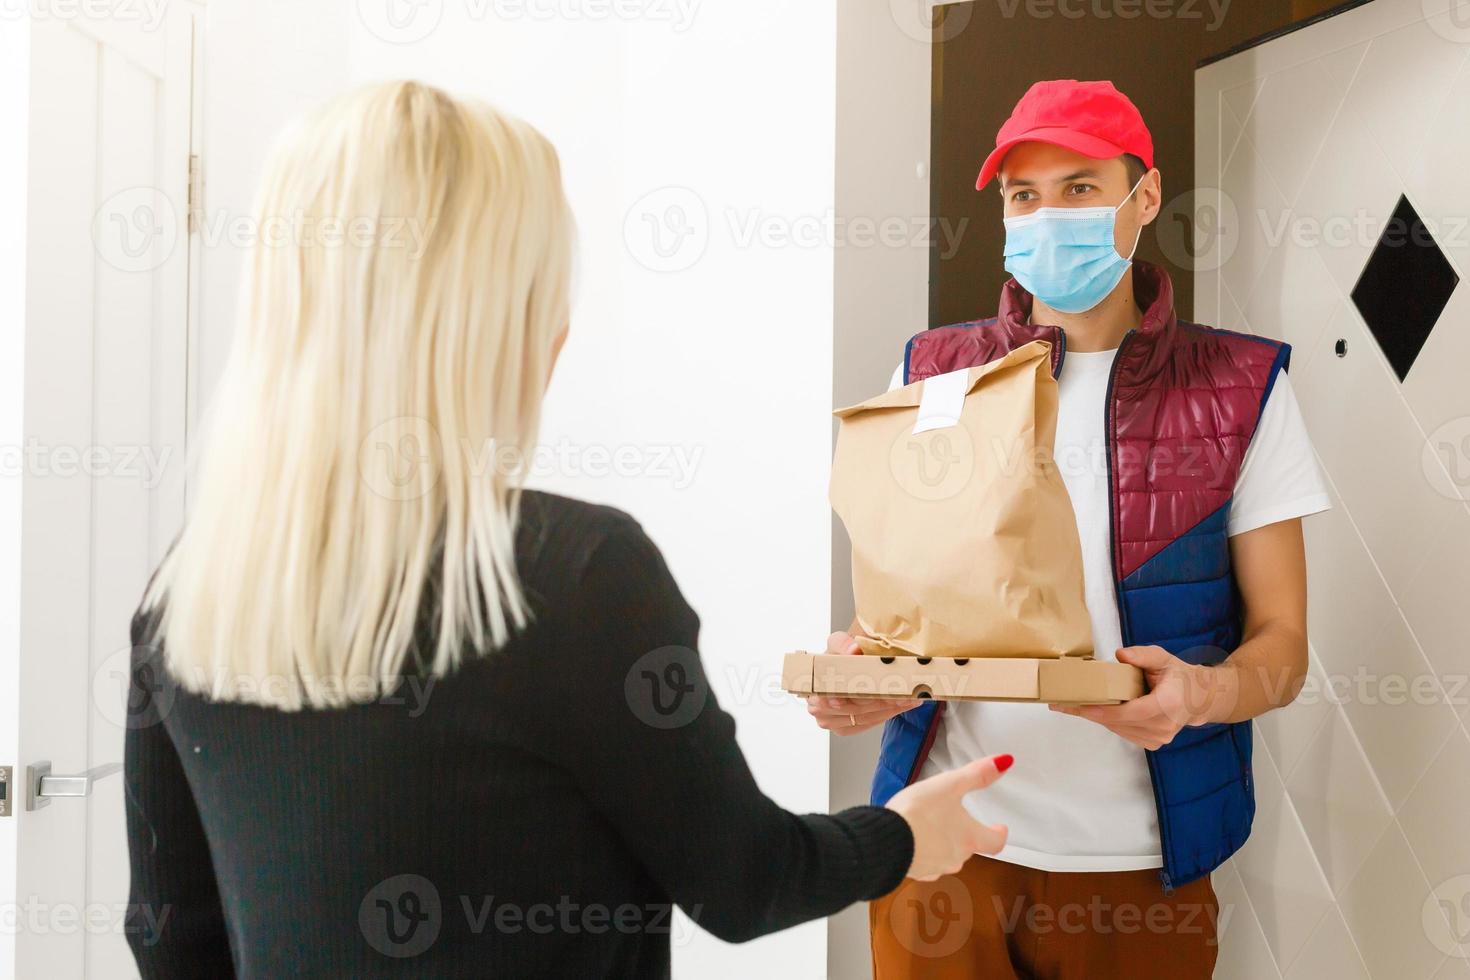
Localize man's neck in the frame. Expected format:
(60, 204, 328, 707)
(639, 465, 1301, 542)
(1028, 274, 1144, 352)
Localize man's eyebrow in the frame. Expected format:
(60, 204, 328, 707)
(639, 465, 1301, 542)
(1000, 168, 1104, 190)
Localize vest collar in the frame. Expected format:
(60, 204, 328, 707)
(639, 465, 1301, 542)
(997, 261, 1179, 337)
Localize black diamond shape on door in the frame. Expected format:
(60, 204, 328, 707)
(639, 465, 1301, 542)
(1350, 195, 1459, 381)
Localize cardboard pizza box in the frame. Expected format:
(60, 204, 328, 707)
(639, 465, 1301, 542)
(781, 651, 1144, 705)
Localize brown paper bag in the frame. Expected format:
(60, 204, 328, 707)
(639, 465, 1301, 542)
(831, 340, 1092, 659)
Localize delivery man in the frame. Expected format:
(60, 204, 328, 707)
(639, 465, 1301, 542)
(807, 79, 1330, 978)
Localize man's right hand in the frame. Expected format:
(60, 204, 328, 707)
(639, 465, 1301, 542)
(804, 630, 925, 735)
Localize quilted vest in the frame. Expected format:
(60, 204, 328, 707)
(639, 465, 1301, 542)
(869, 262, 1290, 890)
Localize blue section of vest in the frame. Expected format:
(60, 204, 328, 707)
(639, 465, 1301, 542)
(1121, 500, 1251, 889)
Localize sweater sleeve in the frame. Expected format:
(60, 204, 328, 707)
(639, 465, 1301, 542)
(123, 616, 235, 978)
(548, 522, 913, 943)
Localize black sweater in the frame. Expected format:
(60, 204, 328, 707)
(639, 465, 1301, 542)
(123, 491, 912, 978)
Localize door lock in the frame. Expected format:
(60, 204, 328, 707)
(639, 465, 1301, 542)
(0, 766, 11, 817)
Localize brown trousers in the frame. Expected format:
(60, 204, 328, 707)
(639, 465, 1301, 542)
(870, 856, 1219, 979)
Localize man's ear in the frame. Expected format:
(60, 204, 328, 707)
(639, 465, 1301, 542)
(1139, 168, 1163, 226)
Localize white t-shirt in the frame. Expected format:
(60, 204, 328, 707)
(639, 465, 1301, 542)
(887, 347, 1331, 872)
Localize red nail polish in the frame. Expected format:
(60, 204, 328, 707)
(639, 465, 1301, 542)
(994, 754, 1014, 772)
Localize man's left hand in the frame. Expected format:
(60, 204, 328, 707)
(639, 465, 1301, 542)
(1049, 645, 1231, 750)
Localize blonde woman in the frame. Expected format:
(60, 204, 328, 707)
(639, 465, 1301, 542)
(123, 81, 1010, 979)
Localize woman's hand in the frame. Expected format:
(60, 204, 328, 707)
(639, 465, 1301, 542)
(885, 754, 1012, 881)
(804, 631, 924, 735)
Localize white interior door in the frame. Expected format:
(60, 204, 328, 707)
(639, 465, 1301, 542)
(10, 4, 197, 978)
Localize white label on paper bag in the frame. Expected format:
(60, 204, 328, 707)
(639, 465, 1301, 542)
(913, 369, 968, 434)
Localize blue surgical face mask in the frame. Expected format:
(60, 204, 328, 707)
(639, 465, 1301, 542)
(1002, 173, 1147, 314)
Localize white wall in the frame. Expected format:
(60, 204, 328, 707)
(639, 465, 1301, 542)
(196, 1, 839, 975)
(1198, 1, 1470, 977)
(0, 15, 30, 979)
(829, 4, 934, 977)
(193, 0, 350, 402)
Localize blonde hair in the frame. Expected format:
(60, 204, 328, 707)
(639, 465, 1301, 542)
(146, 81, 574, 709)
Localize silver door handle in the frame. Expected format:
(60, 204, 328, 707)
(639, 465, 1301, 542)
(25, 761, 123, 811)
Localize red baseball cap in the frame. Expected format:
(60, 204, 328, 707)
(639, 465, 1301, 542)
(975, 79, 1153, 190)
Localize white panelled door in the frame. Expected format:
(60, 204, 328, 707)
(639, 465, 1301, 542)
(1197, 2, 1470, 978)
(13, 4, 197, 978)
